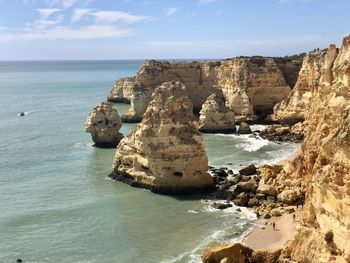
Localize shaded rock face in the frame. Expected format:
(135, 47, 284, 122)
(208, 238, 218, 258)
(84, 102, 124, 148)
(198, 94, 236, 133)
(110, 81, 214, 194)
(281, 36, 350, 263)
(110, 57, 297, 122)
(274, 45, 338, 125)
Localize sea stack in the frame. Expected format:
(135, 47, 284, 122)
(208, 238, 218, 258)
(198, 94, 236, 133)
(110, 81, 214, 194)
(85, 101, 124, 148)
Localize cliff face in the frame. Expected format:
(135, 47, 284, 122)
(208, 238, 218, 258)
(280, 36, 350, 263)
(84, 101, 124, 147)
(198, 94, 236, 133)
(108, 57, 299, 122)
(274, 46, 338, 125)
(110, 81, 214, 194)
(107, 77, 137, 103)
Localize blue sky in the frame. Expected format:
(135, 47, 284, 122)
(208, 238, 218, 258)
(0, 0, 349, 60)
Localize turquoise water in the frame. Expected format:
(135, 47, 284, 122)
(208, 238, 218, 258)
(0, 61, 300, 263)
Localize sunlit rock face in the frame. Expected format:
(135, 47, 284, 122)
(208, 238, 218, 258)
(198, 94, 236, 133)
(112, 57, 299, 123)
(274, 45, 338, 125)
(279, 36, 350, 263)
(110, 81, 214, 194)
(85, 101, 123, 148)
(107, 77, 137, 103)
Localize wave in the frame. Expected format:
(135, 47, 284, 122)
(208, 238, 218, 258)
(73, 142, 94, 148)
(236, 134, 270, 152)
(163, 200, 257, 263)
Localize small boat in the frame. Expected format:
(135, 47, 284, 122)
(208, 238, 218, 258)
(19, 112, 25, 117)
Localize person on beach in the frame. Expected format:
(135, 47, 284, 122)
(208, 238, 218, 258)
(272, 222, 276, 231)
(293, 214, 296, 222)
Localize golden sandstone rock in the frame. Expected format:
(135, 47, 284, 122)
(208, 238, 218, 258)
(110, 81, 214, 194)
(198, 94, 236, 133)
(84, 101, 123, 148)
(108, 57, 299, 124)
(203, 36, 350, 263)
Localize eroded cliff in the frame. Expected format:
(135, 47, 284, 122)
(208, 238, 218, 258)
(108, 57, 301, 123)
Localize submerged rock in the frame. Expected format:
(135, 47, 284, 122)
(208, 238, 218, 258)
(85, 101, 123, 148)
(199, 94, 236, 133)
(110, 81, 214, 194)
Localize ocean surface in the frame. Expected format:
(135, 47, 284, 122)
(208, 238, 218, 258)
(0, 61, 300, 263)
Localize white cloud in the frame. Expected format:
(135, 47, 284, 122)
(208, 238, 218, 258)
(71, 8, 91, 22)
(91, 11, 150, 24)
(166, 8, 178, 17)
(37, 8, 62, 19)
(0, 25, 132, 41)
(47, 0, 80, 9)
(199, 0, 217, 4)
(26, 14, 64, 29)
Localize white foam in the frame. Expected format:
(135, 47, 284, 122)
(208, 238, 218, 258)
(236, 134, 270, 152)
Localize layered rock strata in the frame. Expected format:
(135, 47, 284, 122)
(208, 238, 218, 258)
(108, 57, 301, 123)
(85, 101, 124, 147)
(204, 36, 350, 263)
(281, 36, 350, 263)
(274, 46, 338, 125)
(198, 94, 236, 133)
(110, 81, 214, 194)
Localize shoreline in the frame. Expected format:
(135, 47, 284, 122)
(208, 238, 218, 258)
(243, 205, 303, 250)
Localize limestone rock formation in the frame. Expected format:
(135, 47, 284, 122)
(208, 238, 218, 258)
(280, 35, 350, 263)
(110, 81, 214, 194)
(274, 45, 338, 125)
(85, 101, 124, 148)
(113, 57, 299, 122)
(107, 77, 136, 103)
(198, 94, 236, 133)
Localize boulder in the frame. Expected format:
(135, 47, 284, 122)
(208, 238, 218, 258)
(233, 193, 249, 206)
(202, 243, 253, 263)
(237, 122, 252, 134)
(211, 202, 233, 210)
(239, 164, 257, 176)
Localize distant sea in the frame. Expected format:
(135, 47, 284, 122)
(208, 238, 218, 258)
(0, 60, 300, 263)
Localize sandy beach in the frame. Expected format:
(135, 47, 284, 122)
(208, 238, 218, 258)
(243, 206, 303, 250)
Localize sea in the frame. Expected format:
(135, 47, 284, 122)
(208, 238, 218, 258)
(0, 60, 300, 263)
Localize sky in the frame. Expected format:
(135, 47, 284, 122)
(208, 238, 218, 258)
(0, 0, 349, 60)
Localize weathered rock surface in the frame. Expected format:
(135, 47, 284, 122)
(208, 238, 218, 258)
(274, 45, 338, 125)
(84, 101, 123, 147)
(259, 123, 304, 143)
(198, 94, 236, 133)
(237, 122, 252, 134)
(110, 81, 214, 194)
(112, 57, 299, 122)
(202, 243, 253, 263)
(280, 36, 350, 263)
(107, 77, 136, 103)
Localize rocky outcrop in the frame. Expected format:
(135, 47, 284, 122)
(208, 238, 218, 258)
(107, 77, 136, 103)
(110, 81, 214, 194)
(202, 243, 253, 263)
(113, 57, 297, 122)
(84, 101, 123, 147)
(204, 36, 350, 263)
(237, 122, 252, 134)
(280, 36, 350, 263)
(259, 122, 305, 143)
(274, 46, 338, 125)
(198, 94, 236, 133)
